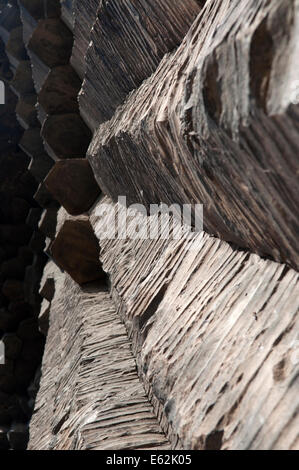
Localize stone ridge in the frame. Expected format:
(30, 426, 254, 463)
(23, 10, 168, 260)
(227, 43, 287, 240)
(79, 0, 202, 131)
(88, 0, 299, 270)
(90, 197, 299, 450)
(1, 0, 298, 452)
(0, 0, 48, 450)
(28, 262, 170, 450)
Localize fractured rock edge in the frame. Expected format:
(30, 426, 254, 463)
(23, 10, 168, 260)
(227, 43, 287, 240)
(89, 197, 299, 450)
(88, 0, 299, 271)
(3, 2, 298, 448)
(28, 264, 170, 450)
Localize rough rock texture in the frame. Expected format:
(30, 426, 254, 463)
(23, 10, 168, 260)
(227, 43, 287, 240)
(1, 0, 298, 452)
(44, 159, 100, 216)
(28, 268, 170, 450)
(0, 3, 46, 448)
(88, 0, 299, 271)
(90, 197, 299, 450)
(79, 0, 202, 130)
(50, 216, 105, 285)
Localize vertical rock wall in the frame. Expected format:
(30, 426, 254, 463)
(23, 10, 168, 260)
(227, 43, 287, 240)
(0, 0, 298, 451)
(0, 0, 46, 450)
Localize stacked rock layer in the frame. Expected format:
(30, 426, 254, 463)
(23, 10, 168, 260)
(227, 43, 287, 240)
(0, 0, 298, 451)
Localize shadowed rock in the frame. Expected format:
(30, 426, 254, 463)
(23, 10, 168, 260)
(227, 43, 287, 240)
(41, 114, 91, 159)
(2, 280, 24, 301)
(50, 218, 105, 285)
(6, 26, 27, 68)
(33, 182, 59, 209)
(38, 65, 81, 115)
(10, 60, 34, 96)
(44, 159, 101, 216)
(16, 93, 38, 129)
(28, 19, 73, 68)
(0, 3, 21, 44)
(19, 0, 61, 21)
(38, 209, 57, 239)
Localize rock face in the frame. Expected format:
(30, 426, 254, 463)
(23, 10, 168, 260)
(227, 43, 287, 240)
(88, 0, 299, 271)
(79, 0, 202, 130)
(0, 0, 298, 452)
(28, 270, 170, 450)
(50, 216, 105, 285)
(90, 197, 299, 449)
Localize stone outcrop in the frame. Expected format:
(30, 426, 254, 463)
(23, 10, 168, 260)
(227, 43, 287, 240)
(0, 2, 46, 449)
(28, 269, 170, 450)
(0, 0, 298, 452)
(88, 0, 299, 271)
(79, 0, 202, 130)
(90, 197, 299, 449)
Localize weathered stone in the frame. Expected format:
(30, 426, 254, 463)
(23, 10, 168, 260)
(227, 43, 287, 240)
(10, 60, 34, 96)
(28, 19, 73, 68)
(26, 208, 42, 229)
(8, 422, 29, 450)
(27, 49, 50, 93)
(41, 113, 91, 159)
(2, 334, 22, 360)
(50, 217, 105, 285)
(28, 152, 54, 183)
(0, 425, 9, 450)
(44, 159, 101, 216)
(0, 3, 21, 44)
(6, 26, 27, 68)
(38, 209, 57, 239)
(28, 271, 169, 450)
(16, 93, 38, 129)
(1, 0, 298, 453)
(80, 0, 202, 129)
(27, 367, 41, 399)
(38, 65, 80, 115)
(88, 0, 299, 271)
(33, 182, 59, 209)
(70, 0, 99, 78)
(28, 230, 45, 254)
(38, 299, 50, 336)
(23, 254, 47, 308)
(39, 277, 54, 302)
(88, 196, 299, 450)
(60, 0, 75, 32)
(38, 260, 60, 302)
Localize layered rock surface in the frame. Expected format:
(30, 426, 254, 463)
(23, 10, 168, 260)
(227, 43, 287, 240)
(90, 197, 299, 449)
(28, 265, 170, 450)
(0, 1, 47, 449)
(0, 0, 298, 452)
(88, 0, 299, 271)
